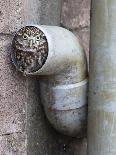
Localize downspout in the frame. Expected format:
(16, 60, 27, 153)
(88, 0, 116, 154)
(11, 25, 88, 137)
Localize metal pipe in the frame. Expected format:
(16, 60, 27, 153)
(11, 25, 88, 137)
(88, 1, 116, 154)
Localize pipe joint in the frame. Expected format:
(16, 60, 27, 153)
(11, 25, 88, 137)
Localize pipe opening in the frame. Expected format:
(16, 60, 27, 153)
(11, 25, 88, 137)
(11, 26, 48, 74)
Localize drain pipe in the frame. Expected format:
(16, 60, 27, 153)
(88, 1, 116, 154)
(11, 25, 88, 137)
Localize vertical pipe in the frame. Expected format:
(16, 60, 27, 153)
(88, 1, 116, 155)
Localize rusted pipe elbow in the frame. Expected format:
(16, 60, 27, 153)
(11, 25, 88, 137)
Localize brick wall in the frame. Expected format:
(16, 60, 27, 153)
(0, 0, 91, 154)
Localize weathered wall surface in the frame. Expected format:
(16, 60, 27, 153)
(0, 0, 62, 155)
(0, 0, 90, 154)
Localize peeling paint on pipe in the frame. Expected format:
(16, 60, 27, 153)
(11, 25, 88, 137)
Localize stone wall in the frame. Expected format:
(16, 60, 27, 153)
(0, 0, 90, 154)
